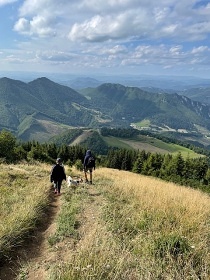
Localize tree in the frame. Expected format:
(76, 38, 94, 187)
(173, 152, 185, 177)
(0, 130, 17, 162)
(192, 158, 208, 181)
(132, 156, 144, 173)
(159, 154, 173, 179)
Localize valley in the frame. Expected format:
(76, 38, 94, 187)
(1, 76, 210, 148)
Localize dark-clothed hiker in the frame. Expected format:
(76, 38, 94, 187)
(50, 158, 66, 195)
(83, 150, 95, 184)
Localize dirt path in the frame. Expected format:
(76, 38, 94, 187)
(0, 187, 61, 280)
(25, 191, 62, 280)
(0, 182, 104, 280)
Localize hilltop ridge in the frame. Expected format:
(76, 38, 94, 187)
(1, 164, 210, 279)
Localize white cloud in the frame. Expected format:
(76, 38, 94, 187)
(169, 45, 183, 55)
(13, 18, 30, 33)
(68, 9, 153, 43)
(14, 15, 56, 37)
(5, 55, 24, 64)
(11, 0, 210, 43)
(153, 7, 171, 23)
(191, 46, 209, 54)
(0, 0, 209, 76)
(103, 45, 127, 55)
(162, 24, 178, 35)
(36, 51, 77, 61)
(0, 0, 17, 6)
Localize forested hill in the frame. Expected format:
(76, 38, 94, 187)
(1, 77, 210, 143)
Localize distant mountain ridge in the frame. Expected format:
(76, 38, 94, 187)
(0, 77, 94, 141)
(84, 83, 210, 130)
(60, 74, 210, 91)
(1, 77, 210, 142)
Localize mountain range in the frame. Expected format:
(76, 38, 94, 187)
(1, 76, 210, 145)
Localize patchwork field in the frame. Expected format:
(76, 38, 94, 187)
(103, 135, 203, 158)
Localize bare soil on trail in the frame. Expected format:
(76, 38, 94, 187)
(0, 183, 104, 280)
(0, 187, 61, 280)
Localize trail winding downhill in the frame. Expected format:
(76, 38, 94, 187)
(0, 180, 104, 280)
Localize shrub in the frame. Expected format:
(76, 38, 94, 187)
(153, 234, 190, 259)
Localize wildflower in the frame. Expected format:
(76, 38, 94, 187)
(87, 264, 92, 269)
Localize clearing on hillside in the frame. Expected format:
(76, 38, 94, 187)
(70, 129, 94, 146)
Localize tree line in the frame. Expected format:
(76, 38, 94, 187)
(106, 148, 210, 192)
(1, 129, 210, 193)
(0, 130, 86, 166)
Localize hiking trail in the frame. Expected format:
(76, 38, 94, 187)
(0, 182, 104, 280)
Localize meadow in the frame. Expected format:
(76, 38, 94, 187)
(103, 135, 203, 158)
(0, 163, 50, 262)
(0, 163, 210, 279)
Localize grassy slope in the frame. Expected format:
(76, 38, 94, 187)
(1, 163, 210, 279)
(68, 128, 202, 158)
(103, 135, 202, 158)
(0, 163, 50, 262)
(51, 167, 210, 279)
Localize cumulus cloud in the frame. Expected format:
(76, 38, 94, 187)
(14, 15, 56, 37)
(12, 0, 210, 43)
(68, 10, 152, 42)
(2, 0, 210, 75)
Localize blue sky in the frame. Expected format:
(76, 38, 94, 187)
(1, 0, 210, 78)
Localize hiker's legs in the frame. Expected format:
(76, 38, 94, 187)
(54, 181, 62, 194)
(84, 171, 88, 182)
(54, 181, 58, 193)
(84, 168, 93, 184)
(57, 181, 62, 194)
(84, 167, 89, 182)
(89, 169, 93, 184)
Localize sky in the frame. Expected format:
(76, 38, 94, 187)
(1, 0, 210, 79)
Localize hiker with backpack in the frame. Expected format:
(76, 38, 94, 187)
(50, 158, 66, 195)
(83, 149, 95, 184)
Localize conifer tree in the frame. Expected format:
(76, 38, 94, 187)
(0, 130, 16, 162)
(132, 155, 144, 173)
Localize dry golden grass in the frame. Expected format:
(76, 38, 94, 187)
(0, 162, 50, 261)
(51, 167, 210, 279)
(96, 168, 210, 279)
(100, 168, 210, 237)
(1, 164, 210, 279)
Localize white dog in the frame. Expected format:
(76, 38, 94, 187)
(67, 176, 83, 188)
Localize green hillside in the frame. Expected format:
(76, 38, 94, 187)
(1, 77, 210, 145)
(86, 83, 210, 131)
(58, 128, 204, 158)
(102, 135, 202, 158)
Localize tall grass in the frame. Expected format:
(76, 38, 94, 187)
(0, 162, 50, 262)
(53, 168, 210, 279)
(101, 169, 210, 279)
(1, 163, 210, 279)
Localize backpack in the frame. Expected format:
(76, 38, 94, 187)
(51, 164, 66, 181)
(86, 156, 95, 168)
